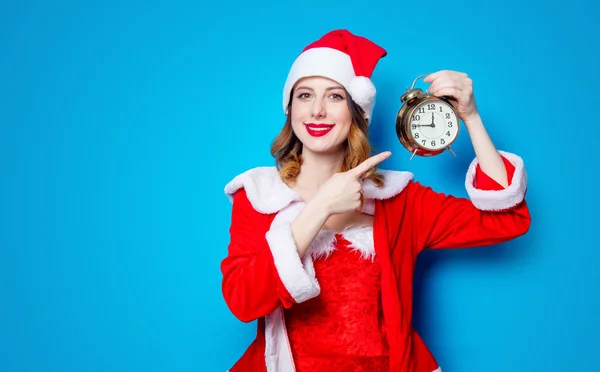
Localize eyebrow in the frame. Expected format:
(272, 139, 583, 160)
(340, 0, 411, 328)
(295, 85, 345, 91)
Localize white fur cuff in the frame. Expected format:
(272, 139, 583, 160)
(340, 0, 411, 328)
(465, 151, 527, 211)
(265, 223, 320, 303)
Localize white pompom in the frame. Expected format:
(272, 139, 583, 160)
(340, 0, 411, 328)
(347, 76, 376, 107)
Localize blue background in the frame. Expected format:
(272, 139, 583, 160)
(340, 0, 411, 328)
(1, 0, 598, 371)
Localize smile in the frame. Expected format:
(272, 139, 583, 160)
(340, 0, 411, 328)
(304, 123, 335, 137)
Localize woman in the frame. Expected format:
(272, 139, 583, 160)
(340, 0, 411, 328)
(220, 29, 530, 372)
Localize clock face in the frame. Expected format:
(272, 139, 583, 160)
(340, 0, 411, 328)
(409, 100, 459, 151)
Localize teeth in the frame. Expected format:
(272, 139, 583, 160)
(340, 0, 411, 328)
(309, 127, 331, 131)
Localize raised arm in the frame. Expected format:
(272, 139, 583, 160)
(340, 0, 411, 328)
(406, 70, 532, 250)
(425, 70, 508, 187)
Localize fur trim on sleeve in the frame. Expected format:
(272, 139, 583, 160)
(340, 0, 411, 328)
(465, 151, 527, 211)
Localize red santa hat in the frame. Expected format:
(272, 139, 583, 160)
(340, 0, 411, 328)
(282, 29, 387, 122)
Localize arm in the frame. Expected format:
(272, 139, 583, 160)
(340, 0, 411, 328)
(221, 153, 391, 322)
(411, 152, 530, 252)
(414, 70, 530, 250)
(291, 199, 330, 258)
(220, 189, 320, 323)
(464, 113, 509, 188)
(290, 151, 392, 257)
(425, 70, 509, 187)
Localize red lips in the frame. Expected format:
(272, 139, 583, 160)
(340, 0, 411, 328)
(305, 123, 335, 137)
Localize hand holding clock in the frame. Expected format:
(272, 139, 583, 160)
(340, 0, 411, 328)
(396, 70, 477, 156)
(424, 70, 508, 186)
(424, 70, 479, 124)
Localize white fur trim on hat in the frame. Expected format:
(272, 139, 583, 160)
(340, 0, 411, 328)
(282, 47, 377, 120)
(347, 76, 376, 107)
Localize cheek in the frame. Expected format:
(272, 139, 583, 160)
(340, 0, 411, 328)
(338, 123, 352, 139)
(290, 101, 309, 122)
(331, 105, 353, 127)
(290, 113, 304, 134)
(289, 109, 305, 136)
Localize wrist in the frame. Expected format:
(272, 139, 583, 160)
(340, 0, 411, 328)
(462, 112, 483, 129)
(306, 196, 331, 220)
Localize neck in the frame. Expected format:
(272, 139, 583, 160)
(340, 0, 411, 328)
(294, 148, 345, 190)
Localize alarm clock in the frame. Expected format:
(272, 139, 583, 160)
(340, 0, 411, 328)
(396, 74, 461, 160)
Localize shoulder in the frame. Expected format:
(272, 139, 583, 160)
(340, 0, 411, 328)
(363, 169, 414, 199)
(224, 166, 416, 214)
(224, 166, 302, 214)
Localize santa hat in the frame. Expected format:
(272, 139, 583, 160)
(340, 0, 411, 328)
(282, 29, 387, 122)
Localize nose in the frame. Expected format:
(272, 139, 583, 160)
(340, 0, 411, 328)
(311, 98, 326, 119)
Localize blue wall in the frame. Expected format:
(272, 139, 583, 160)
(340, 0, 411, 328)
(1, 0, 598, 371)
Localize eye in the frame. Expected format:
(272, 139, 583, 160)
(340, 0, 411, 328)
(329, 93, 345, 100)
(296, 92, 311, 99)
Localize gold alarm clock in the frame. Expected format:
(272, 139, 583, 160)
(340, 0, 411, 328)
(396, 74, 460, 160)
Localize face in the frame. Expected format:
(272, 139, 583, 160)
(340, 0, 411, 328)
(290, 76, 353, 155)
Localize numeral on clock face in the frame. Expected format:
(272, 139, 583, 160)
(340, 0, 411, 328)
(409, 101, 459, 150)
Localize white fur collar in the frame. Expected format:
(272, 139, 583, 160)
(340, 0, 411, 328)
(224, 166, 414, 214)
(308, 225, 376, 261)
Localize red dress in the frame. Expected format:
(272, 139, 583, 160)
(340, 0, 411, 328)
(221, 152, 530, 372)
(284, 232, 389, 371)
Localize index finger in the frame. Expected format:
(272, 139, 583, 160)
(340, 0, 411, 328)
(350, 151, 392, 178)
(424, 70, 444, 83)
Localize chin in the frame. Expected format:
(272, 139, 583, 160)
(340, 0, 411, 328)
(302, 141, 345, 155)
(294, 130, 347, 155)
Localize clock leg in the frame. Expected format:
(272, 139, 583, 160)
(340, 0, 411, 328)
(410, 149, 418, 161)
(448, 147, 457, 157)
